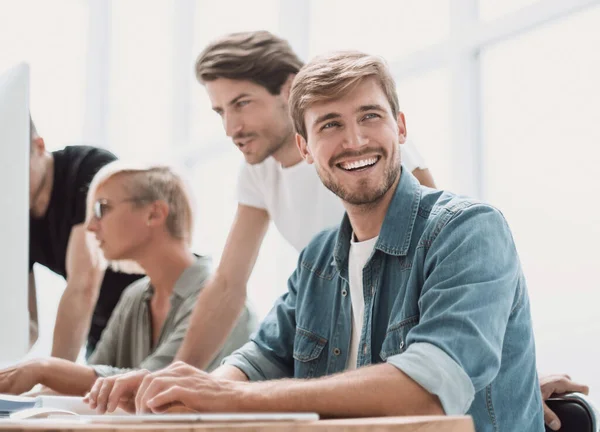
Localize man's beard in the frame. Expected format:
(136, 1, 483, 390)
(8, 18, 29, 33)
(236, 102, 294, 165)
(263, 125, 294, 160)
(316, 150, 400, 207)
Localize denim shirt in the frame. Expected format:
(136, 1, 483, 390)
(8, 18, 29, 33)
(224, 168, 544, 432)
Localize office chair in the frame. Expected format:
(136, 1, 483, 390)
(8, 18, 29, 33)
(545, 392, 598, 432)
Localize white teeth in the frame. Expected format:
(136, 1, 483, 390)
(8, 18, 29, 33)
(340, 157, 378, 171)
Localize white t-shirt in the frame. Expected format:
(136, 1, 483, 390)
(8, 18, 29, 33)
(236, 139, 426, 252)
(346, 234, 379, 370)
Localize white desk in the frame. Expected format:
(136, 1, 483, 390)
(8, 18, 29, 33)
(0, 416, 474, 432)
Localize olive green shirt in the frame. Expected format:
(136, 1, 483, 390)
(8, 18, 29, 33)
(89, 256, 257, 376)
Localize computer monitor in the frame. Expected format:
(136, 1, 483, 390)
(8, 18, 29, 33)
(0, 63, 30, 364)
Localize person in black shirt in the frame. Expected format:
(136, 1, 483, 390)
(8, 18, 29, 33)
(28, 118, 143, 360)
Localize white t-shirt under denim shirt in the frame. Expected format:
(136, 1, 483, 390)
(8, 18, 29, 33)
(346, 234, 379, 370)
(237, 139, 426, 252)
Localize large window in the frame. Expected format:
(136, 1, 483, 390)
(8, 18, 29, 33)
(106, 0, 176, 160)
(0, 0, 90, 357)
(396, 68, 452, 189)
(0, 0, 88, 146)
(479, 0, 542, 20)
(481, 3, 600, 390)
(308, 0, 450, 61)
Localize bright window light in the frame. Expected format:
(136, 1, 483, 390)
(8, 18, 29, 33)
(481, 4, 600, 393)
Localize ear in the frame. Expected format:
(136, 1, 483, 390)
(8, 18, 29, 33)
(295, 133, 314, 164)
(147, 200, 169, 227)
(397, 112, 407, 144)
(279, 74, 296, 101)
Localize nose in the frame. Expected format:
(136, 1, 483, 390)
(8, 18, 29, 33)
(341, 122, 369, 149)
(86, 216, 99, 233)
(224, 111, 243, 138)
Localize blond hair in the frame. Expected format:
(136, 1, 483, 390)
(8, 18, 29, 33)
(195, 30, 303, 95)
(289, 51, 400, 140)
(86, 162, 195, 274)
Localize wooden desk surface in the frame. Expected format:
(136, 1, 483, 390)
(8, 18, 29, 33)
(0, 416, 474, 432)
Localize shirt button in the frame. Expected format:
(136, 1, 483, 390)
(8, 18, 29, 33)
(400, 341, 405, 349)
(363, 344, 368, 355)
(342, 289, 348, 296)
(333, 347, 341, 356)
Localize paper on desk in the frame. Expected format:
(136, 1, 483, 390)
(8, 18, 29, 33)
(37, 395, 128, 415)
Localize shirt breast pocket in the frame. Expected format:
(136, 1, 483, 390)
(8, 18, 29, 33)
(293, 327, 328, 378)
(379, 315, 419, 361)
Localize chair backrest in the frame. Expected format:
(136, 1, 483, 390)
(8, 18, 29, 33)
(545, 393, 598, 432)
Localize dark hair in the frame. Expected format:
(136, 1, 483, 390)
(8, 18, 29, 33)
(195, 30, 304, 95)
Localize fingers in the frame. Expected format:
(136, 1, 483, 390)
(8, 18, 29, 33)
(543, 402, 561, 431)
(87, 378, 104, 409)
(106, 377, 133, 413)
(106, 371, 149, 413)
(135, 373, 155, 414)
(117, 396, 137, 414)
(137, 376, 177, 414)
(134, 367, 187, 413)
(541, 374, 590, 399)
(95, 377, 116, 414)
(147, 386, 188, 413)
(88, 371, 149, 414)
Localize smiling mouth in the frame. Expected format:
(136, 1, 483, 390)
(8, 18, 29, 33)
(336, 156, 380, 171)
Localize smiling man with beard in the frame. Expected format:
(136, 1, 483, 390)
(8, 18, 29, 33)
(88, 51, 547, 431)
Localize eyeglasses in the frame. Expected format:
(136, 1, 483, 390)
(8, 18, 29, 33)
(93, 198, 146, 220)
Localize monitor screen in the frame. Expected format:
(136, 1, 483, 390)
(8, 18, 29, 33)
(0, 63, 30, 365)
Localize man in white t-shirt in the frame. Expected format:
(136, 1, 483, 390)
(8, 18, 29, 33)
(174, 31, 435, 364)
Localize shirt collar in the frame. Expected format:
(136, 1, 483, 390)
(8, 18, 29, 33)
(142, 255, 212, 301)
(333, 166, 422, 270)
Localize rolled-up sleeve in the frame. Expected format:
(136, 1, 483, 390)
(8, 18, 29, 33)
(222, 340, 289, 381)
(387, 342, 474, 414)
(91, 364, 135, 378)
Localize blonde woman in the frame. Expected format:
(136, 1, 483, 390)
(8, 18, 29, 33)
(0, 163, 257, 396)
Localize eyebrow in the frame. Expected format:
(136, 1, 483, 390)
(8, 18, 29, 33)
(312, 112, 341, 129)
(357, 104, 386, 113)
(212, 93, 252, 112)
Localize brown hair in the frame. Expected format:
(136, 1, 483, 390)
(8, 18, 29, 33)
(195, 30, 304, 95)
(289, 51, 400, 140)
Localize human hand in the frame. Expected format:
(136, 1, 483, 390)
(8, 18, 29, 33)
(65, 224, 105, 286)
(540, 373, 589, 431)
(85, 369, 150, 414)
(135, 361, 245, 414)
